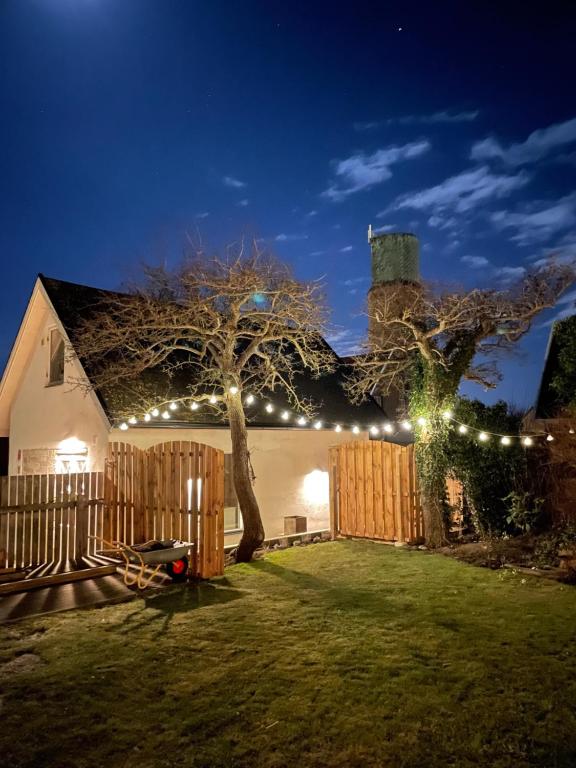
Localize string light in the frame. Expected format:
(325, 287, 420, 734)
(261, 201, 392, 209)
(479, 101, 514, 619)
(118, 391, 572, 445)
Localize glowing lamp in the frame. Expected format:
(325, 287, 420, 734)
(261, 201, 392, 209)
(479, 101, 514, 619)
(265, 403, 274, 413)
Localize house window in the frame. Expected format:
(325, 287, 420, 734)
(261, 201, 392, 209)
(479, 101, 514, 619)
(48, 328, 65, 386)
(224, 453, 243, 532)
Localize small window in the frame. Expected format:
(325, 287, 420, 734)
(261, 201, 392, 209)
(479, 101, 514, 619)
(48, 328, 65, 386)
(224, 453, 243, 532)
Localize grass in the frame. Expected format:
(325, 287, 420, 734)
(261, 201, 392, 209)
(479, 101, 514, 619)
(2, 540, 576, 768)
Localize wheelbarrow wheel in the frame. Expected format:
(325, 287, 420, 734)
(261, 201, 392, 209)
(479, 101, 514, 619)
(165, 556, 188, 582)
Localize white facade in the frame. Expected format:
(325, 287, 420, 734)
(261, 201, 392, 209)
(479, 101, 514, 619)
(0, 279, 369, 541)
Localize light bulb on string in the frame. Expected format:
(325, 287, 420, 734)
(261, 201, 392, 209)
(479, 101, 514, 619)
(417, 417, 426, 427)
(334, 424, 342, 433)
(314, 420, 323, 430)
(128, 416, 137, 425)
(369, 426, 379, 435)
(162, 410, 170, 419)
(169, 402, 178, 411)
(501, 436, 511, 446)
(265, 403, 274, 414)
(190, 401, 199, 411)
(352, 425, 360, 434)
(442, 410, 453, 419)
(229, 386, 239, 395)
(119, 422, 128, 431)
(570, 428, 575, 435)
(151, 408, 160, 418)
(401, 420, 412, 431)
(522, 436, 533, 447)
(383, 423, 393, 433)
(209, 395, 217, 405)
(297, 416, 307, 426)
(478, 432, 489, 442)
(281, 410, 290, 421)
(458, 424, 468, 434)
(245, 394, 255, 405)
(546, 434, 554, 442)
(144, 413, 151, 422)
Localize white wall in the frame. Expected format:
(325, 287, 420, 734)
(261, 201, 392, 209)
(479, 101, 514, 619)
(8, 308, 109, 474)
(109, 426, 368, 542)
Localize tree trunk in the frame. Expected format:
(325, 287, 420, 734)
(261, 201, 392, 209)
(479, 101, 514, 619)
(227, 393, 265, 562)
(420, 471, 449, 547)
(414, 409, 450, 548)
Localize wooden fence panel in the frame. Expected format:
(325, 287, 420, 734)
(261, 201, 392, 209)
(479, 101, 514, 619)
(0, 472, 103, 570)
(329, 441, 424, 543)
(105, 440, 224, 579)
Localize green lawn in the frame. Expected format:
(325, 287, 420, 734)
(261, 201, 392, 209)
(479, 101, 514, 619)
(2, 540, 576, 768)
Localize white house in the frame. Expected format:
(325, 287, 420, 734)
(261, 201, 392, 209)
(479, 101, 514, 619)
(0, 274, 394, 543)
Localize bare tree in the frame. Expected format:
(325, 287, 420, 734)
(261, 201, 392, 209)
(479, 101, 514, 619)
(72, 243, 334, 562)
(348, 262, 574, 546)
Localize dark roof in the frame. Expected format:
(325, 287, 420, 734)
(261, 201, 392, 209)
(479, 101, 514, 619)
(40, 274, 389, 430)
(535, 314, 576, 419)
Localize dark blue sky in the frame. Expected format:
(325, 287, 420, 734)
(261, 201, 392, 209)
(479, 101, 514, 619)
(1, 0, 575, 408)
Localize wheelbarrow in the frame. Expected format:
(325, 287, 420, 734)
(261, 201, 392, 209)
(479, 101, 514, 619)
(91, 537, 191, 590)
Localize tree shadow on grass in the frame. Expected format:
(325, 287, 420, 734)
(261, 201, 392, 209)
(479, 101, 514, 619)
(250, 559, 410, 620)
(117, 581, 247, 637)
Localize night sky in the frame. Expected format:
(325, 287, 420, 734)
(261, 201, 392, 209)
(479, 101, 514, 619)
(1, 1, 575, 408)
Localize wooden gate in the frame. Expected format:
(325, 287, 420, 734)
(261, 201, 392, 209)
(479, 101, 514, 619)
(329, 441, 423, 543)
(105, 441, 225, 578)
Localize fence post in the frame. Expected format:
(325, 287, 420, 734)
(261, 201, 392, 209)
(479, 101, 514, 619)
(329, 447, 339, 539)
(75, 496, 89, 562)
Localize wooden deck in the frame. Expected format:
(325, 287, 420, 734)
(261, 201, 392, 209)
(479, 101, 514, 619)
(0, 573, 139, 623)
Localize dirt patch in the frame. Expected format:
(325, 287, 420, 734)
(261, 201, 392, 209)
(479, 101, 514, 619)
(0, 653, 44, 680)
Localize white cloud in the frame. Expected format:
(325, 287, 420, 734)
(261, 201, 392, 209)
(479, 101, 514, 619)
(275, 233, 309, 242)
(461, 255, 489, 268)
(494, 266, 526, 281)
(392, 166, 529, 215)
(306, 210, 318, 217)
(340, 245, 354, 252)
(236, 199, 249, 207)
(490, 193, 576, 246)
(322, 140, 431, 202)
(471, 116, 576, 166)
(223, 175, 247, 188)
(372, 223, 396, 233)
(340, 276, 368, 286)
(325, 329, 364, 357)
(309, 250, 325, 256)
(354, 110, 478, 131)
(195, 211, 210, 218)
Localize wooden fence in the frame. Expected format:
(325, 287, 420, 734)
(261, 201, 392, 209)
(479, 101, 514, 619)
(0, 472, 105, 571)
(0, 440, 225, 582)
(329, 441, 423, 543)
(106, 441, 225, 578)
